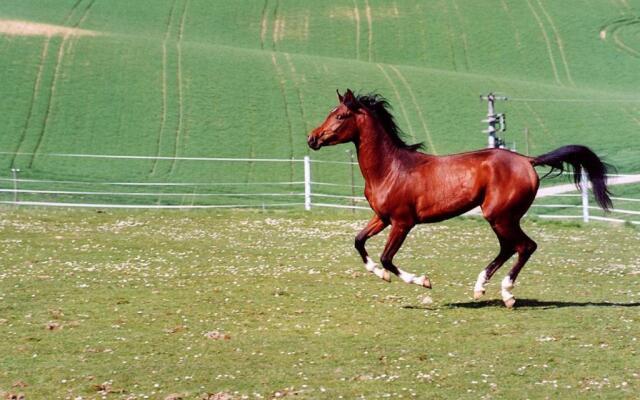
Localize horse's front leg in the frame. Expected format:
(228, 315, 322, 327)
(355, 215, 390, 281)
(381, 223, 431, 288)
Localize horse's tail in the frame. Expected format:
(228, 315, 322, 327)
(531, 145, 613, 211)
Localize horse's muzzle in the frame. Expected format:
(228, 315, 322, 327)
(307, 135, 322, 150)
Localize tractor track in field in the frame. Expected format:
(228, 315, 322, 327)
(493, 78, 555, 146)
(388, 65, 437, 154)
(364, 0, 373, 62)
(251, 0, 269, 183)
(148, 0, 189, 177)
(623, 107, 640, 127)
(376, 63, 417, 144)
(514, 99, 554, 145)
(352, 0, 361, 60)
(613, 0, 632, 13)
(169, 0, 190, 175)
(11, 37, 50, 169)
(66, 0, 96, 54)
(150, 0, 178, 176)
(270, 53, 295, 182)
(526, 0, 562, 86)
(271, 0, 280, 51)
(29, 36, 70, 168)
(29, 0, 96, 169)
(535, 0, 575, 86)
(259, 0, 269, 50)
(601, 16, 640, 58)
(451, 0, 471, 72)
(284, 52, 309, 132)
(267, 0, 292, 50)
(442, 0, 458, 72)
(12, 0, 88, 168)
(613, 29, 640, 57)
(64, 0, 84, 25)
(500, 0, 522, 48)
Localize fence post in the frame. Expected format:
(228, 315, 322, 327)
(304, 156, 311, 210)
(581, 169, 589, 222)
(11, 168, 20, 204)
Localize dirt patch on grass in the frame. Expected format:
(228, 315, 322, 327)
(0, 19, 98, 37)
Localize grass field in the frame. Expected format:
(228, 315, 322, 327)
(1, 3, 639, 399)
(1, 207, 638, 399)
(0, 1, 639, 205)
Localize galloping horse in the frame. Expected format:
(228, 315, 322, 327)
(307, 89, 612, 308)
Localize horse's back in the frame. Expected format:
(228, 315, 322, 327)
(438, 148, 537, 187)
(411, 149, 538, 222)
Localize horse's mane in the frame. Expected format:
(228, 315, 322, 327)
(356, 93, 424, 152)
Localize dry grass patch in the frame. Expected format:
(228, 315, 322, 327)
(0, 19, 98, 37)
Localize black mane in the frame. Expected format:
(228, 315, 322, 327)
(356, 93, 424, 151)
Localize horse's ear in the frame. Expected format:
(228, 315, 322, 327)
(344, 89, 355, 100)
(336, 89, 344, 103)
(343, 89, 360, 111)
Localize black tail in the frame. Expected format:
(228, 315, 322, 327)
(532, 145, 613, 211)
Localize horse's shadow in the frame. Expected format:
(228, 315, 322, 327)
(443, 298, 640, 309)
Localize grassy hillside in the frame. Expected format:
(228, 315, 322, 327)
(0, 0, 639, 205)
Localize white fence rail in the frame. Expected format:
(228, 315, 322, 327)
(1, 152, 639, 224)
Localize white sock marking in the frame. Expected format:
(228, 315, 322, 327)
(364, 257, 389, 281)
(501, 276, 514, 301)
(474, 270, 488, 293)
(373, 267, 386, 279)
(412, 275, 426, 286)
(365, 256, 377, 272)
(399, 270, 415, 284)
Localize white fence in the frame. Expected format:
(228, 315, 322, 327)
(0, 152, 352, 210)
(530, 171, 640, 225)
(0, 152, 638, 225)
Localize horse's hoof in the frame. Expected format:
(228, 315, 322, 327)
(422, 277, 432, 289)
(504, 297, 516, 309)
(382, 270, 391, 282)
(473, 290, 485, 300)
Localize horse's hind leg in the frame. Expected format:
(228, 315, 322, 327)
(480, 174, 537, 307)
(477, 217, 536, 307)
(355, 215, 390, 281)
(500, 224, 537, 308)
(474, 229, 515, 299)
(380, 223, 431, 288)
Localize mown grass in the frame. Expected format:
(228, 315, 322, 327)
(0, 207, 638, 399)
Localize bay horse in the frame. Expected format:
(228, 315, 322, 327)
(307, 89, 612, 308)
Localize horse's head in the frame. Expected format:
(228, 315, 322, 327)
(307, 89, 361, 150)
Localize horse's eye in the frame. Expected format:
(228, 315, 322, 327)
(336, 114, 349, 120)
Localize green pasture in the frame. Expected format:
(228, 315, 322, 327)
(1, 3, 639, 399)
(0, 207, 639, 399)
(0, 0, 639, 206)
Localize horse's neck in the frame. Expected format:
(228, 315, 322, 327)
(354, 121, 401, 185)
